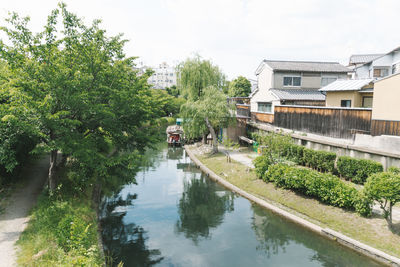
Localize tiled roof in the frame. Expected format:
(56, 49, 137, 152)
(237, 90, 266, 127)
(349, 54, 384, 65)
(319, 79, 373, 92)
(270, 89, 325, 101)
(264, 60, 350, 73)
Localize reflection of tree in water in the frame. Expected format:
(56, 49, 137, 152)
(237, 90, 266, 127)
(166, 147, 184, 160)
(139, 143, 167, 172)
(250, 205, 380, 267)
(251, 204, 290, 258)
(101, 193, 164, 266)
(176, 175, 235, 244)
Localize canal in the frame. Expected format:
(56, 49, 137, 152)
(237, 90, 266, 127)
(101, 146, 380, 266)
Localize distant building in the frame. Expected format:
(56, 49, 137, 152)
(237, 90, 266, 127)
(148, 62, 177, 89)
(353, 46, 400, 79)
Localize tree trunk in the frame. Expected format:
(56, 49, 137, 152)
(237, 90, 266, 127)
(48, 149, 58, 192)
(389, 202, 393, 226)
(205, 117, 218, 153)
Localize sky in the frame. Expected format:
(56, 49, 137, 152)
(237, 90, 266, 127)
(1, 0, 400, 80)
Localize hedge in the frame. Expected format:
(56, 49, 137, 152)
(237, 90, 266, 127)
(337, 156, 383, 184)
(264, 164, 358, 209)
(282, 144, 336, 173)
(253, 155, 273, 179)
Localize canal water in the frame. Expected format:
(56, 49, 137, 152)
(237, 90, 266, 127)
(101, 146, 380, 267)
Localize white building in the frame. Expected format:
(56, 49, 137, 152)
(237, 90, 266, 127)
(353, 46, 400, 79)
(148, 62, 177, 89)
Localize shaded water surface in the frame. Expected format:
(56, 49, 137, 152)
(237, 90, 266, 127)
(101, 146, 380, 267)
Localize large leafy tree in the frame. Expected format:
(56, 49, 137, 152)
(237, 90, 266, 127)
(177, 55, 226, 101)
(0, 4, 158, 194)
(228, 76, 251, 97)
(181, 86, 233, 153)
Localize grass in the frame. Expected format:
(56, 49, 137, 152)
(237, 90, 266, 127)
(16, 187, 103, 266)
(192, 148, 400, 258)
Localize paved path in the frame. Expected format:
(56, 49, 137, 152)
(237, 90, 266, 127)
(0, 155, 49, 267)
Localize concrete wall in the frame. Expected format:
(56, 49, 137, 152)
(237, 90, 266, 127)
(372, 72, 400, 120)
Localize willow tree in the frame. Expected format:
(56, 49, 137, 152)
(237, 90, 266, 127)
(181, 86, 233, 153)
(0, 4, 158, 195)
(177, 55, 226, 101)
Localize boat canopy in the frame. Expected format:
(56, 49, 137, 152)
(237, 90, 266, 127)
(166, 125, 183, 134)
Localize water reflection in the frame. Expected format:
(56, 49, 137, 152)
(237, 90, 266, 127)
(175, 175, 235, 244)
(101, 193, 164, 266)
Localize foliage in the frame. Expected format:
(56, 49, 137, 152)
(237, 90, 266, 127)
(0, 61, 39, 179)
(337, 156, 383, 184)
(281, 143, 305, 165)
(180, 86, 233, 153)
(253, 155, 273, 179)
(150, 89, 186, 117)
(0, 4, 160, 192)
(364, 172, 400, 225)
(17, 190, 102, 266)
(252, 131, 293, 164)
(354, 191, 373, 217)
(228, 76, 251, 97)
(302, 148, 336, 173)
(264, 164, 358, 210)
(222, 137, 239, 149)
(177, 55, 226, 101)
(388, 166, 400, 174)
(166, 85, 179, 97)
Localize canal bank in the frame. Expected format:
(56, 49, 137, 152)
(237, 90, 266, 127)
(184, 145, 400, 267)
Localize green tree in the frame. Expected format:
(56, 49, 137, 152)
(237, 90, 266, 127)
(364, 172, 400, 226)
(150, 89, 185, 117)
(166, 85, 179, 97)
(0, 4, 158, 194)
(177, 55, 226, 101)
(228, 76, 251, 97)
(180, 86, 233, 153)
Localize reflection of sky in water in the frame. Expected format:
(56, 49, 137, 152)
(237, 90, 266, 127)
(103, 147, 380, 267)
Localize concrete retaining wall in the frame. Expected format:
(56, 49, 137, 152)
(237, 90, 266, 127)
(184, 145, 400, 267)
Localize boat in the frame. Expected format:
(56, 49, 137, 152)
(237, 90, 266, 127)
(166, 124, 183, 146)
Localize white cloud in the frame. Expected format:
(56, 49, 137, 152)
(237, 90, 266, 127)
(1, 0, 400, 79)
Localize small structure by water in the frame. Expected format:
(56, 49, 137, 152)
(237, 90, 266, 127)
(166, 124, 183, 146)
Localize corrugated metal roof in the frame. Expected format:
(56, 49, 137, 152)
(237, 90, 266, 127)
(270, 89, 325, 101)
(319, 79, 373, 92)
(349, 54, 384, 64)
(264, 60, 350, 73)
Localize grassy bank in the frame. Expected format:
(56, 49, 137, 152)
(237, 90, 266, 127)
(191, 147, 400, 258)
(16, 189, 103, 266)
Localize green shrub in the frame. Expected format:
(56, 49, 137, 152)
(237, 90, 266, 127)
(354, 191, 373, 217)
(282, 143, 305, 165)
(337, 156, 383, 184)
(388, 166, 400, 174)
(265, 164, 358, 210)
(303, 148, 336, 173)
(253, 155, 273, 179)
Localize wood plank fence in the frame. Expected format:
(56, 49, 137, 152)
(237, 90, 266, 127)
(371, 120, 400, 136)
(273, 105, 372, 139)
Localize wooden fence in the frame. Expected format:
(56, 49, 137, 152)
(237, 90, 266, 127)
(371, 120, 400, 136)
(273, 105, 372, 139)
(251, 112, 274, 124)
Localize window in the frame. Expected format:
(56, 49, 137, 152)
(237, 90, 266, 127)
(362, 96, 373, 108)
(169, 73, 173, 76)
(373, 68, 389, 78)
(321, 77, 337, 86)
(341, 100, 351, 107)
(257, 102, 272, 113)
(392, 63, 400, 74)
(283, 76, 301, 86)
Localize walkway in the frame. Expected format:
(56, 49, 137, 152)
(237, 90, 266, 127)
(0, 155, 49, 267)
